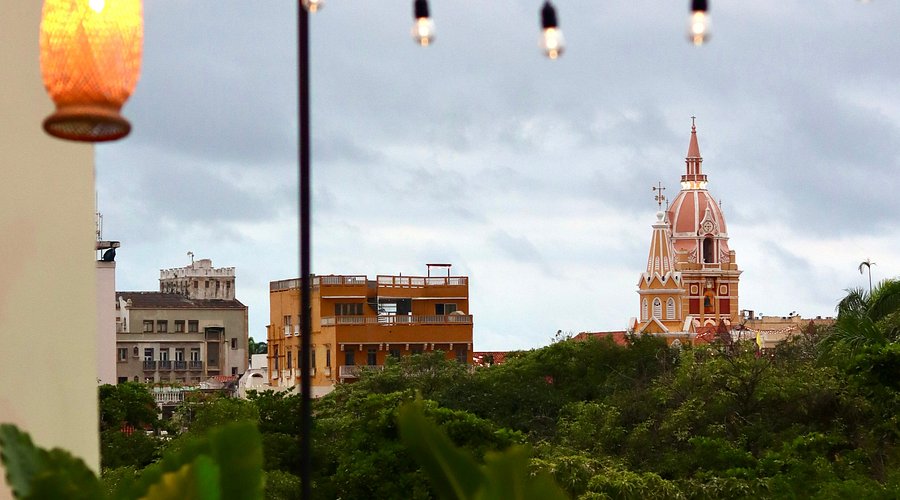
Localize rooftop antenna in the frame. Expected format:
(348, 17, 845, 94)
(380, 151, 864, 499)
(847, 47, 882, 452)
(187, 251, 194, 264)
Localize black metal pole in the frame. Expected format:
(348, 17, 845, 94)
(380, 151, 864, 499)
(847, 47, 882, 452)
(298, 4, 312, 500)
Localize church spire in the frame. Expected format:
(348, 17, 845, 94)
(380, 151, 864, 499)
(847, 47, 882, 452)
(682, 117, 707, 187)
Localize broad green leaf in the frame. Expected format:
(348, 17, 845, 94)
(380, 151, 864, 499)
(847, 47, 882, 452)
(0, 424, 44, 499)
(208, 421, 264, 500)
(27, 449, 105, 500)
(142, 455, 221, 500)
(398, 401, 484, 500)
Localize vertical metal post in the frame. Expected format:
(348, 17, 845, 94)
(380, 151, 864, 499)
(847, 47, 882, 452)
(298, 4, 312, 500)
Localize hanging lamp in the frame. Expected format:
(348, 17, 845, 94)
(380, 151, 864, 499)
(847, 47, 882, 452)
(40, 0, 143, 142)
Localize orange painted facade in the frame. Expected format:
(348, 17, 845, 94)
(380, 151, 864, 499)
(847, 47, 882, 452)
(631, 122, 742, 343)
(266, 265, 473, 396)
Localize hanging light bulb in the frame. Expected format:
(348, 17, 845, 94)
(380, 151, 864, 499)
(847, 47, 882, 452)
(540, 1, 564, 59)
(412, 0, 435, 46)
(687, 0, 710, 46)
(40, 0, 143, 142)
(302, 0, 323, 13)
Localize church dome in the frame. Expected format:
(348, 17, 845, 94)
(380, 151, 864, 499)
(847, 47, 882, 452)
(666, 122, 730, 256)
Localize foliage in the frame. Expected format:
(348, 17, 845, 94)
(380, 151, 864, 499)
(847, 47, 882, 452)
(100, 429, 162, 470)
(1, 421, 264, 500)
(0, 424, 104, 500)
(263, 470, 301, 500)
(248, 337, 268, 356)
(175, 393, 259, 435)
(820, 279, 900, 358)
(397, 400, 568, 500)
(99, 382, 159, 432)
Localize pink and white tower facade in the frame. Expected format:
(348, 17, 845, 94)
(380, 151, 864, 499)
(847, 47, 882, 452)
(631, 121, 742, 342)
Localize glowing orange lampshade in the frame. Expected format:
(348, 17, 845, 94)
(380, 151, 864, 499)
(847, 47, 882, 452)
(40, 0, 143, 142)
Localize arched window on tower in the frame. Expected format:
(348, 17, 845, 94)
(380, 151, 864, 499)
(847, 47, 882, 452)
(653, 298, 662, 319)
(703, 237, 715, 264)
(642, 298, 648, 320)
(667, 298, 676, 319)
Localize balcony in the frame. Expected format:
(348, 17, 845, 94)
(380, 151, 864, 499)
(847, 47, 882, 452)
(321, 314, 473, 327)
(142, 360, 157, 370)
(174, 360, 187, 370)
(158, 360, 172, 370)
(339, 364, 383, 379)
(188, 360, 203, 371)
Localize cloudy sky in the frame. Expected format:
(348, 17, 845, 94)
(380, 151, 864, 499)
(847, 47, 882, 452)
(97, 0, 900, 351)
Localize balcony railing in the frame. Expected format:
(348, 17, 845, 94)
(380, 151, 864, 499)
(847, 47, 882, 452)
(142, 360, 157, 370)
(339, 364, 384, 379)
(174, 360, 187, 370)
(158, 360, 172, 370)
(188, 360, 203, 371)
(153, 389, 185, 405)
(376, 275, 467, 288)
(321, 314, 472, 327)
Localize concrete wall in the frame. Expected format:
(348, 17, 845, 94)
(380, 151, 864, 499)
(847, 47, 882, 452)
(0, 0, 100, 490)
(97, 261, 118, 385)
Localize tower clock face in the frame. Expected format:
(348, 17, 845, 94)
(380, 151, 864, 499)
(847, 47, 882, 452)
(701, 220, 714, 234)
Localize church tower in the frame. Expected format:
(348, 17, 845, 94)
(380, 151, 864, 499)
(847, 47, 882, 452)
(631, 120, 742, 340)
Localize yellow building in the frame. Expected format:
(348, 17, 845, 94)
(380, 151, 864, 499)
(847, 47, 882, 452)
(267, 264, 473, 397)
(631, 121, 742, 343)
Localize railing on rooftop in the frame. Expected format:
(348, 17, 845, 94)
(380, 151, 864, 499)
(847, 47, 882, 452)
(376, 275, 467, 288)
(270, 275, 369, 292)
(321, 314, 473, 327)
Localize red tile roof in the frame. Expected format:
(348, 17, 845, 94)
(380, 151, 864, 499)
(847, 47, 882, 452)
(572, 330, 629, 346)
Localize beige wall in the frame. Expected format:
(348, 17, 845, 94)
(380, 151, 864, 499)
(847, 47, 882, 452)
(97, 261, 118, 384)
(117, 307, 249, 382)
(0, 0, 100, 488)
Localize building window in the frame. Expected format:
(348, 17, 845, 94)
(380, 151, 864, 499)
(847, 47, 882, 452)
(117, 348, 128, 362)
(652, 298, 662, 319)
(117, 377, 127, 384)
(231, 338, 237, 350)
(143, 348, 154, 361)
(642, 299, 648, 321)
(133, 376, 139, 382)
(175, 348, 185, 361)
(435, 303, 458, 315)
(232, 367, 237, 375)
(389, 349, 400, 359)
(325, 348, 331, 367)
(310, 349, 316, 369)
(367, 347, 377, 366)
(287, 351, 293, 370)
(703, 237, 715, 264)
(205, 280, 210, 289)
(274, 346, 280, 371)
(411, 346, 423, 355)
(667, 298, 676, 319)
(344, 347, 355, 366)
(193, 280, 198, 289)
(157, 320, 167, 333)
(142, 320, 153, 332)
(190, 348, 201, 362)
(283, 315, 292, 326)
(456, 346, 467, 363)
(188, 320, 199, 333)
(133, 346, 139, 357)
(159, 349, 169, 361)
(335, 303, 363, 316)
(174, 320, 185, 333)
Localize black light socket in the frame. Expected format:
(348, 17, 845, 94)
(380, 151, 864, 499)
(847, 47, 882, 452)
(414, 0, 430, 18)
(541, 1, 558, 29)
